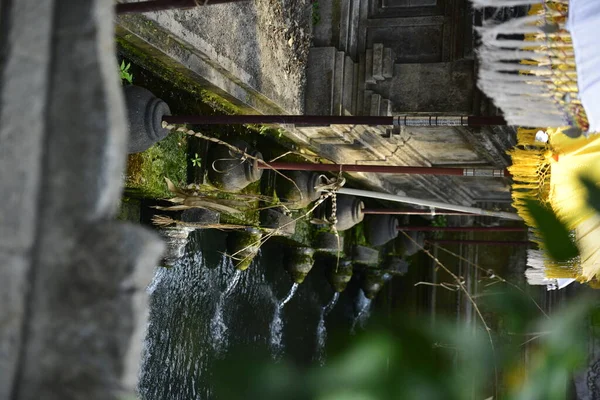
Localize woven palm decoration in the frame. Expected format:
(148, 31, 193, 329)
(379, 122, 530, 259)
(472, 1, 600, 285)
(472, 0, 589, 133)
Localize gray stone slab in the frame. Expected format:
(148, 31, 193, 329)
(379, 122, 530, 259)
(0, 1, 53, 255)
(0, 252, 28, 400)
(357, 55, 366, 115)
(381, 99, 392, 116)
(363, 90, 373, 116)
(312, 0, 334, 47)
(383, 47, 394, 78)
(372, 43, 384, 81)
(351, 62, 359, 115)
(348, 0, 361, 59)
(339, 0, 351, 52)
(364, 49, 375, 84)
(332, 51, 346, 116)
(342, 56, 355, 115)
(370, 93, 382, 116)
(375, 60, 475, 113)
(305, 47, 336, 115)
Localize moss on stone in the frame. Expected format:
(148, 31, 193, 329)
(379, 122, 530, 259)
(125, 130, 188, 198)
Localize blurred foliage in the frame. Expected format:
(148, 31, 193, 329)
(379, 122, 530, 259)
(523, 199, 579, 262)
(212, 289, 596, 400)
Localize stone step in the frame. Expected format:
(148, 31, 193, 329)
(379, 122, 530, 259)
(380, 98, 392, 116)
(364, 49, 375, 84)
(370, 93, 381, 116)
(356, 54, 366, 115)
(351, 61, 359, 115)
(373, 43, 384, 81)
(339, 0, 361, 58)
(305, 47, 337, 115)
(383, 47, 394, 79)
(332, 51, 345, 116)
(363, 90, 373, 116)
(342, 56, 354, 115)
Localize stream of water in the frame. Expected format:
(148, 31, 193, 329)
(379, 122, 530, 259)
(351, 290, 373, 334)
(315, 292, 341, 365)
(269, 282, 300, 358)
(210, 267, 242, 354)
(138, 230, 372, 399)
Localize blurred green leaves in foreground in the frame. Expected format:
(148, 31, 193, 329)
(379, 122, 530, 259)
(213, 288, 597, 400)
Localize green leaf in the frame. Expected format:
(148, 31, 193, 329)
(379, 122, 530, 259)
(524, 199, 579, 262)
(580, 176, 600, 214)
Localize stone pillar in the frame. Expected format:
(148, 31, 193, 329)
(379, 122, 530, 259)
(0, 1, 164, 399)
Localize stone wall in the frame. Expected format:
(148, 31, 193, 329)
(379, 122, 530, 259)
(115, 0, 514, 208)
(0, 1, 163, 399)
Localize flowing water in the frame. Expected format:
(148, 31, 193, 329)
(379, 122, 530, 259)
(210, 267, 243, 355)
(269, 282, 300, 358)
(351, 290, 373, 334)
(315, 292, 341, 365)
(138, 230, 367, 399)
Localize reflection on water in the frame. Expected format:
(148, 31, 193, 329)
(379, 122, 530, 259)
(138, 230, 373, 399)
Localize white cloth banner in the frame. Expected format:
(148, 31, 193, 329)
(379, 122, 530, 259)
(567, 0, 600, 132)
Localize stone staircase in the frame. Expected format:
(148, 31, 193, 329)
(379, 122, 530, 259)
(305, 43, 396, 117)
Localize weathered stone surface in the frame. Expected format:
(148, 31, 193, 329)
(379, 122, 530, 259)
(0, 1, 164, 399)
(305, 47, 336, 115)
(351, 61, 359, 115)
(0, 253, 28, 399)
(382, 47, 394, 78)
(356, 55, 366, 115)
(363, 90, 373, 116)
(380, 99, 392, 117)
(118, 0, 311, 115)
(372, 43, 384, 81)
(370, 93, 381, 117)
(364, 49, 375, 84)
(115, 0, 514, 212)
(333, 51, 345, 116)
(352, 245, 379, 266)
(378, 60, 475, 113)
(342, 56, 355, 115)
(260, 208, 296, 237)
(181, 208, 220, 225)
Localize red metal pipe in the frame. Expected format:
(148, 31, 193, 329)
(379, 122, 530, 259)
(362, 208, 473, 216)
(258, 161, 509, 177)
(426, 239, 530, 246)
(116, 0, 244, 14)
(162, 114, 507, 127)
(399, 226, 527, 232)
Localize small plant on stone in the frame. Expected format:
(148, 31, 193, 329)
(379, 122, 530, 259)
(191, 153, 202, 168)
(431, 215, 447, 227)
(312, 2, 321, 26)
(119, 60, 134, 85)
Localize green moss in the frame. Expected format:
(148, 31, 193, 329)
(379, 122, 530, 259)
(116, 35, 246, 117)
(116, 197, 141, 222)
(125, 130, 188, 198)
(289, 213, 312, 246)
